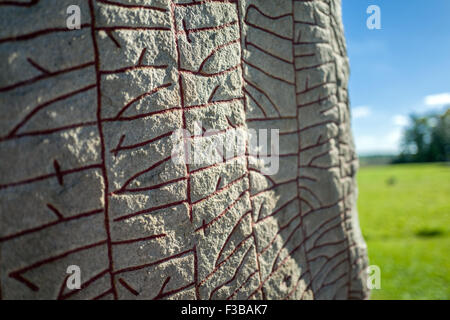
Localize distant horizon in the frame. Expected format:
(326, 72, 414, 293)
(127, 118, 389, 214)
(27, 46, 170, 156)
(357, 152, 396, 157)
(354, 105, 449, 158)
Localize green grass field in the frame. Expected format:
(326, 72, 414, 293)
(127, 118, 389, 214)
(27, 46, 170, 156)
(357, 163, 450, 300)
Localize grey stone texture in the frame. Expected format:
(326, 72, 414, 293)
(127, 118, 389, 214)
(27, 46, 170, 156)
(0, 0, 369, 299)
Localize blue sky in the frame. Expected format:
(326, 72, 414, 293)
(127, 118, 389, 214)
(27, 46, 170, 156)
(342, 0, 450, 155)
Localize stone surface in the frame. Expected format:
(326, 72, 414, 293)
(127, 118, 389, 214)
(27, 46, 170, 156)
(0, 0, 368, 299)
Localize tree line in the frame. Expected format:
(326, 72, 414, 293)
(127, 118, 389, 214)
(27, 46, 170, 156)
(394, 106, 450, 163)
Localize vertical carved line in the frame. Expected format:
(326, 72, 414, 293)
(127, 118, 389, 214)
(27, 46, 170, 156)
(169, 0, 198, 299)
(87, 0, 117, 299)
(235, 0, 265, 300)
(292, 0, 314, 299)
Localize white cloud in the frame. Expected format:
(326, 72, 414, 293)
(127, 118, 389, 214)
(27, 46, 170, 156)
(355, 135, 378, 153)
(424, 93, 450, 107)
(386, 128, 403, 147)
(354, 128, 403, 155)
(392, 115, 409, 127)
(352, 106, 371, 119)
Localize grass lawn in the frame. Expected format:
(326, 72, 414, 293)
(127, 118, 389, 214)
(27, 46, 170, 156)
(357, 163, 450, 299)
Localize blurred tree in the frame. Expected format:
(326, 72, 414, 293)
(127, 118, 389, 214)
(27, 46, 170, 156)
(395, 107, 449, 163)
